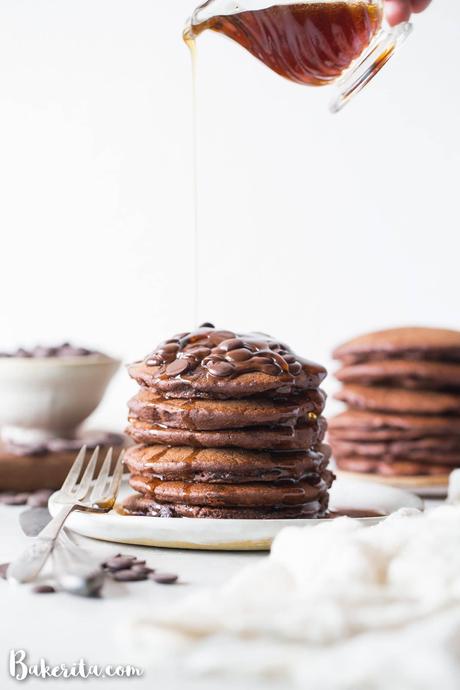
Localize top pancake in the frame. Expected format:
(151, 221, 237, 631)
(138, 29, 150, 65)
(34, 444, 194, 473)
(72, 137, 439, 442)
(335, 359, 460, 391)
(129, 326, 327, 399)
(333, 327, 460, 364)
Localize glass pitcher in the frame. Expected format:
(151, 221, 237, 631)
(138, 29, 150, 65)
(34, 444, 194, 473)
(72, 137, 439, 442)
(184, 0, 412, 112)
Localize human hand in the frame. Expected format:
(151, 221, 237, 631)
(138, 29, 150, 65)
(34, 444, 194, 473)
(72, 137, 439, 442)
(385, 0, 432, 26)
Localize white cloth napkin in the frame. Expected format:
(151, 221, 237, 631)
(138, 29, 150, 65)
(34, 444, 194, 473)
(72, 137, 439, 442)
(123, 481, 460, 689)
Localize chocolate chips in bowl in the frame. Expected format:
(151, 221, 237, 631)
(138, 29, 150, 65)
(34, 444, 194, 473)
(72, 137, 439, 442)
(0, 343, 100, 359)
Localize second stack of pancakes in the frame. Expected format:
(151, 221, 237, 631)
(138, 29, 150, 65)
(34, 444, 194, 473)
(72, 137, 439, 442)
(330, 327, 460, 482)
(123, 325, 334, 519)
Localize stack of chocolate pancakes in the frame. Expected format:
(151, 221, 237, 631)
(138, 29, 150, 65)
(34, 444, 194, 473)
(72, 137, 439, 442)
(123, 325, 334, 519)
(330, 327, 460, 483)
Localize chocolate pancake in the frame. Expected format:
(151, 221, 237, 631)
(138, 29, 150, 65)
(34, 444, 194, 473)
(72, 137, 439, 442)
(129, 472, 334, 508)
(128, 388, 326, 430)
(333, 327, 460, 364)
(335, 385, 460, 415)
(335, 359, 460, 391)
(332, 438, 460, 465)
(127, 416, 327, 450)
(122, 492, 329, 519)
(124, 443, 331, 483)
(328, 410, 460, 441)
(129, 326, 326, 399)
(336, 457, 453, 477)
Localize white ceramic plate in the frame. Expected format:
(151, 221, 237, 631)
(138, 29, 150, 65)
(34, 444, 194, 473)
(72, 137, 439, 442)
(48, 478, 423, 551)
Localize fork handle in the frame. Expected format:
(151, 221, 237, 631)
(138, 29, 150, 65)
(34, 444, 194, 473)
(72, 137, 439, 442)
(7, 504, 76, 583)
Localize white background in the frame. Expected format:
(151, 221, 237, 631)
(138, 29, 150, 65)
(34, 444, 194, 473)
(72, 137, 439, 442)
(0, 0, 458, 429)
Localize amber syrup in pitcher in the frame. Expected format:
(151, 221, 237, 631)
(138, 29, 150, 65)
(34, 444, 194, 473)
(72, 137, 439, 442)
(184, 2, 383, 86)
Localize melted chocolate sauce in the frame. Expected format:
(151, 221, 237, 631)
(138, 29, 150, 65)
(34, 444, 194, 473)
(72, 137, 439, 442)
(328, 508, 385, 519)
(144, 325, 322, 382)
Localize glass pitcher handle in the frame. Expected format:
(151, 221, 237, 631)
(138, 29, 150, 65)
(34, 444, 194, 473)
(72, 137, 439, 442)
(330, 22, 413, 114)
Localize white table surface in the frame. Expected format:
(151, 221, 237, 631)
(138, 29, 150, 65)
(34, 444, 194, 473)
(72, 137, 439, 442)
(0, 497, 442, 690)
(0, 503, 267, 690)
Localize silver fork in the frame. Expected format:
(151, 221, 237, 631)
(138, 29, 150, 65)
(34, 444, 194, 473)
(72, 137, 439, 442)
(7, 446, 124, 584)
(52, 532, 106, 597)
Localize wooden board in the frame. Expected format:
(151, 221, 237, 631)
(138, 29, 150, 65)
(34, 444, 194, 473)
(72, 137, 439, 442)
(0, 442, 127, 491)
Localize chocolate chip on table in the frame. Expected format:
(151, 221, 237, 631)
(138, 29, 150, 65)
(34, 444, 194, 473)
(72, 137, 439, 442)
(199, 323, 215, 329)
(149, 572, 178, 585)
(131, 565, 154, 576)
(102, 556, 137, 572)
(112, 569, 149, 582)
(101, 554, 174, 584)
(0, 563, 10, 580)
(32, 585, 56, 594)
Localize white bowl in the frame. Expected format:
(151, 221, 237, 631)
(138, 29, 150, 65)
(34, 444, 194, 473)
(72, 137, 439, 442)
(0, 355, 120, 444)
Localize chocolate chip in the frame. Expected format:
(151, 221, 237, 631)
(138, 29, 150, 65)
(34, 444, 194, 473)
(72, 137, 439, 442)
(187, 346, 211, 359)
(161, 343, 180, 354)
(199, 323, 214, 329)
(103, 556, 136, 571)
(112, 569, 148, 582)
(226, 348, 252, 362)
(219, 338, 244, 352)
(34, 346, 59, 357)
(131, 565, 154, 576)
(0, 492, 30, 506)
(149, 572, 178, 585)
(206, 360, 235, 377)
(289, 362, 302, 375)
(284, 354, 295, 364)
(27, 490, 53, 508)
(145, 354, 163, 366)
(165, 359, 190, 377)
(15, 348, 32, 358)
(261, 365, 283, 376)
(0, 563, 9, 580)
(2, 343, 97, 358)
(251, 356, 276, 366)
(32, 585, 56, 594)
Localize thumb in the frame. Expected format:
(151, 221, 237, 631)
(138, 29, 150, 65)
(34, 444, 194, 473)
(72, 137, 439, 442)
(384, 0, 412, 26)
